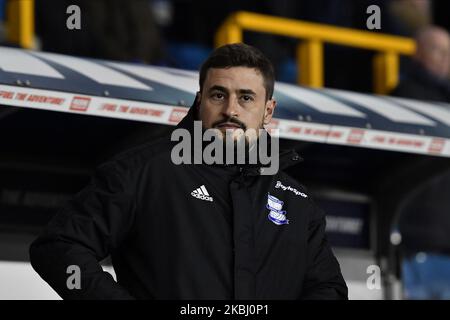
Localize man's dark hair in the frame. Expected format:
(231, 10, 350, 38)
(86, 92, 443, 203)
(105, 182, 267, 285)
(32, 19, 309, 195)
(199, 43, 275, 101)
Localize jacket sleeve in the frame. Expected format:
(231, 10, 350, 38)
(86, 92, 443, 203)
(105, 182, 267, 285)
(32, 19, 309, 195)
(29, 160, 136, 300)
(300, 203, 348, 300)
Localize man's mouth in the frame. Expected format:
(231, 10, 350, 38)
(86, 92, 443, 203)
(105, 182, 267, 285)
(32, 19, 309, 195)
(215, 122, 243, 130)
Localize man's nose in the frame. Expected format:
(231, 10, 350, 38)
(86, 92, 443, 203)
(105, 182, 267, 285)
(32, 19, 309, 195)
(222, 96, 239, 117)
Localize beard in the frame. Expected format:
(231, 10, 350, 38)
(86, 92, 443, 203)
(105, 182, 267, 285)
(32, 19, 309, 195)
(201, 116, 268, 166)
(210, 115, 265, 146)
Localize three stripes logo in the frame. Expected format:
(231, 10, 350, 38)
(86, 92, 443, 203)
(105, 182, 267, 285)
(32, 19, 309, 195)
(191, 185, 213, 202)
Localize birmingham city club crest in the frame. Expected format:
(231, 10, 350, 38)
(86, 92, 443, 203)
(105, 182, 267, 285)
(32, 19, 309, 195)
(267, 194, 289, 225)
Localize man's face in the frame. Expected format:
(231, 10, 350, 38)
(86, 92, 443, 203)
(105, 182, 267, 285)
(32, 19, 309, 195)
(417, 31, 450, 78)
(197, 67, 276, 140)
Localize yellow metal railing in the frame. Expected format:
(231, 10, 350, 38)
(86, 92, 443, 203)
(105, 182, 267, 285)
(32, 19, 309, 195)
(215, 11, 416, 94)
(5, 0, 35, 49)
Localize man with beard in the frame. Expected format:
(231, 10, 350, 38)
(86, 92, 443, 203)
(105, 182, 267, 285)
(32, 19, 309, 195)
(30, 43, 347, 300)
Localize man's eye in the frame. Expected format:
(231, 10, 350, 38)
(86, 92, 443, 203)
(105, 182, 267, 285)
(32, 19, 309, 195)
(241, 95, 254, 102)
(212, 93, 225, 100)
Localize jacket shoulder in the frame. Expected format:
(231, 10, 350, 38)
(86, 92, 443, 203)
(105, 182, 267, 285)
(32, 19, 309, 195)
(276, 170, 326, 220)
(101, 134, 173, 174)
(277, 170, 310, 197)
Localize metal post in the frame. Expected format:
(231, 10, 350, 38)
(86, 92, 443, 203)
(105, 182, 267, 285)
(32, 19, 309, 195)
(6, 0, 34, 49)
(297, 39, 324, 88)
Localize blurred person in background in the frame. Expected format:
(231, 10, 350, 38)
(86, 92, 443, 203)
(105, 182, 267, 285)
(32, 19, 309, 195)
(388, 0, 433, 36)
(391, 25, 450, 102)
(397, 167, 450, 299)
(35, 0, 163, 64)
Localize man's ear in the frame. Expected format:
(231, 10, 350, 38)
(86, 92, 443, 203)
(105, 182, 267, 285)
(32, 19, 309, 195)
(263, 99, 276, 125)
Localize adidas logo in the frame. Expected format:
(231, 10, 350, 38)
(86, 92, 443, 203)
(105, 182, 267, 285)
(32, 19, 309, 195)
(191, 185, 213, 202)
